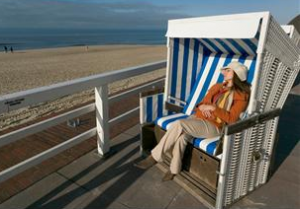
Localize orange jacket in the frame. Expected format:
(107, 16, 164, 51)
(194, 83, 249, 129)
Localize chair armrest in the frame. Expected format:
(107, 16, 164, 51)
(225, 108, 281, 135)
(140, 89, 167, 124)
(215, 108, 281, 156)
(165, 101, 184, 113)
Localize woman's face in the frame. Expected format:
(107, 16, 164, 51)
(222, 68, 234, 81)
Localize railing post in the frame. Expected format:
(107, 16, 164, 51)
(95, 85, 110, 156)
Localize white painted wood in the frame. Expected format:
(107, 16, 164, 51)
(216, 134, 232, 209)
(0, 60, 166, 114)
(0, 77, 159, 182)
(281, 25, 294, 38)
(0, 78, 165, 149)
(248, 12, 270, 114)
(0, 128, 96, 184)
(95, 85, 110, 156)
(164, 38, 172, 103)
(140, 97, 145, 124)
(0, 104, 95, 148)
(166, 12, 268, 39)
(109, 78, 165, 104)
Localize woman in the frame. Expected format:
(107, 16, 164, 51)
(135, 61, 251, 181)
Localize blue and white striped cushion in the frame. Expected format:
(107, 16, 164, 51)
(155, 113, 189, 130)
(193, 137, 220, 156)
(155, 114, 221, 156)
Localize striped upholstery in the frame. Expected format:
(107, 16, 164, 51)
(198, 37, 258, 56)
(140, 92, 167, 124)
(168, 38, 204, 106)
(155, 113, 188, 130)
(167, 34, 258, 106)
(193, 137, 220, 156)
(154, 113, 222, 156)
(183, 54, 256, 115)
(153, 35, 259, 157)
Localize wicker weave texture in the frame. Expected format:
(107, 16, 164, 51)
(221, 16, 300, 208)
(265, 17, 299, 69)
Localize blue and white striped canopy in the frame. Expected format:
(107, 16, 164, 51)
(167, 34, 258, 108)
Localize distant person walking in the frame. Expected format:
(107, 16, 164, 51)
(10, 46, 13, 53)
(4, 46, 8, 53)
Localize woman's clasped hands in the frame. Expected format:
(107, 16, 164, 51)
(197, 104, 216, 118)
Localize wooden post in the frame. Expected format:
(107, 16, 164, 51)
(95, 85, 110, 156)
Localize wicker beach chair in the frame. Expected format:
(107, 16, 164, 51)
(140, 12, 300, 209)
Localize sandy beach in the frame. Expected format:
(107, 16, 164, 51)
(0, 45, 166, 131)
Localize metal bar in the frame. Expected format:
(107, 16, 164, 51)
(226, 108, 281, 135)
(0, 104, 95, 148)
(0, 60, 166, 114)
(109, 78, 165, 104)
(109, 107, 139, 127)
(0, 128, 96, 184)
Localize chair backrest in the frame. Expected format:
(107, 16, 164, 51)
(166, 38, 204, 107)
(179, 35, 259, 115)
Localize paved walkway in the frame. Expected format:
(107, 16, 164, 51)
(0, 92, 299, 208)
(0, 125, 204, 209)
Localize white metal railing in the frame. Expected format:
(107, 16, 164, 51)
(0, 60, 167, 184)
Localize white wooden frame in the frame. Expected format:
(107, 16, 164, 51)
(0, 61, 167, 184)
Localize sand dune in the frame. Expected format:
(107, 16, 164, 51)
(0, 45, 166, 131)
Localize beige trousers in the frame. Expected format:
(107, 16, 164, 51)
(151, 116, 220, 174)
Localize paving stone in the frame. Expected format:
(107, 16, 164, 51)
(232, 177, 300, 209)
(2, 113, 299, 209)
(108, 166, 181, 208)
(166, 188, 207, 209)
(75, 192, 130, 209)
(58, 133, 140, 186)
(271, 152, 300, 184)
(0, 173, 90, 209)
(57, 130, 186, 208)
(80, 166, 181, 208)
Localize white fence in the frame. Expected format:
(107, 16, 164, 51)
(0, 60, 167, 184)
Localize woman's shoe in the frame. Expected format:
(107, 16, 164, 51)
(134, 155, 157, 170)
(162, 170, 175, 182)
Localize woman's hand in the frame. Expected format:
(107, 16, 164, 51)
(198, 104, 216, 118)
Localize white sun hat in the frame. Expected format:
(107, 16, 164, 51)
(221, 61, 248, 81)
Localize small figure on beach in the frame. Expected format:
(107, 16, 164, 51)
(4, 46, 8, 53)
(86, 45, 89, 51)
(10, 46, 14, 53)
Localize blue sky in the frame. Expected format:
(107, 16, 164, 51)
(0, 0, 299, 29)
